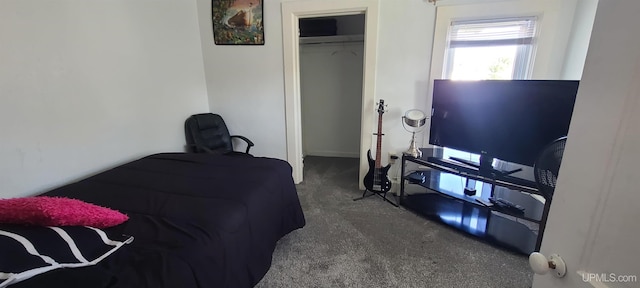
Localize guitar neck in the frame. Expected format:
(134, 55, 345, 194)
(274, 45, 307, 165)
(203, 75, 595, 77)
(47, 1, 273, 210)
(375, 111, 383, 169)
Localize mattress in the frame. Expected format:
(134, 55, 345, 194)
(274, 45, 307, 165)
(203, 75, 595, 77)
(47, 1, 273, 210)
(10, 153, 305, 288)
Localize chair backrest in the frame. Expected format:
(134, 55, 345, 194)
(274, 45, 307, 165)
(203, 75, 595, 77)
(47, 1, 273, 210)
(533, 136, 567, 199)
(185, 113, 232, 153)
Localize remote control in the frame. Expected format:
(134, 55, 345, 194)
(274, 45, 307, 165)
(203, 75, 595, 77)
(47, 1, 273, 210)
(475, 198, 493, 207)
(489, 197, 525, 214)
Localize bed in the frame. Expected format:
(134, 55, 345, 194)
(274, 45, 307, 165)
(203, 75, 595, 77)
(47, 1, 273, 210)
(1, 153, 306, 288)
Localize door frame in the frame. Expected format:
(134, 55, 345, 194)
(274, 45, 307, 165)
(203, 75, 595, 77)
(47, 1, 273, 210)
(282, 0, 379, 187)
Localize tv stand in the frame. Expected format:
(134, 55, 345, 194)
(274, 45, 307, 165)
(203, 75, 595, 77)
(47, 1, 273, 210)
(449, 156, 523, 177)
(400, 148, 550, 254)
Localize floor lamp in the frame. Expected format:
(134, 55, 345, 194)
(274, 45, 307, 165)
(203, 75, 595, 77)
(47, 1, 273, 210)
(402, 109, 427, 158)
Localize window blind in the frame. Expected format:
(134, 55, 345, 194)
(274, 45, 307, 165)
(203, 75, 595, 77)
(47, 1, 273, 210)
(449, 17, 537, 48)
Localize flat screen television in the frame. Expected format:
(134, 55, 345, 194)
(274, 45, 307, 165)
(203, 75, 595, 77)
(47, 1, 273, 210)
(429, 79, 579, 168)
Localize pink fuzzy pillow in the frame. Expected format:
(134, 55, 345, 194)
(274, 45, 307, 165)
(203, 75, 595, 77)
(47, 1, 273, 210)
(0, 196, 128, 228)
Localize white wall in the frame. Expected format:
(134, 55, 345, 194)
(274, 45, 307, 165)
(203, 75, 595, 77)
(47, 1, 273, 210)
(430, 0, 579, 82)
(0, 0, 209, 198)
(431, 0, 598, 82)
(196, 0, 594, 172)
(197, 0, 435, 163)
(560, 0, 598, 80)
(300, 42, 364, 158)
(197, 0, 287, 159)
(375, 0, 436, 164)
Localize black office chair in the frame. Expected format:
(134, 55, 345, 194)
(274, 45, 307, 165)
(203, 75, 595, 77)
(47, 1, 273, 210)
(534, 136, 567, 200)
(185, 113, 254, 155)
(532, 136, 566, 250)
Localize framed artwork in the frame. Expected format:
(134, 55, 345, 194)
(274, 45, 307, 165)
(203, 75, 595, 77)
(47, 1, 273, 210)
(212, 0, 264, 45)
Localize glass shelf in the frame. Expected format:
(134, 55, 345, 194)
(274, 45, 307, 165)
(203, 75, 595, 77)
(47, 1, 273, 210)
(399, 148, 549, 255)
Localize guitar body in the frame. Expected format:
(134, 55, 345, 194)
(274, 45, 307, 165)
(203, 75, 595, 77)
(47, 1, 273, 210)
(363, 149, 392, 193)
(354, 99, 396, 206)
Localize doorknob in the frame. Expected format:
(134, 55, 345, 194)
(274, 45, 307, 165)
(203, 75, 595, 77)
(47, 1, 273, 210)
(529, 252, 567, 278)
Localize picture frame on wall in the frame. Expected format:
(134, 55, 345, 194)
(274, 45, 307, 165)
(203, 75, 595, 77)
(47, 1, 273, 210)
(212, 0, 264, 45)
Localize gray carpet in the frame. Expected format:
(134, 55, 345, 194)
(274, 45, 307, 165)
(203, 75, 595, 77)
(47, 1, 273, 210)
(256, 156, 533, 288)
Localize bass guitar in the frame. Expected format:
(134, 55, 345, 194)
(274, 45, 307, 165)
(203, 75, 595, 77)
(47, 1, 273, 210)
(363, 100, 392, 195)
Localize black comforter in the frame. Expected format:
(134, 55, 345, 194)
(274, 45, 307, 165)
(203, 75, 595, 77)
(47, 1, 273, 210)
(20, 153, 305, 288)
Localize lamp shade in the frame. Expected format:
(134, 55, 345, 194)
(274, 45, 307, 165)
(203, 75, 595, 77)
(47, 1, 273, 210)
(403, 109, 427, 128)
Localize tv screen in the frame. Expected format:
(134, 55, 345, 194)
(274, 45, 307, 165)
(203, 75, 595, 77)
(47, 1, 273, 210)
(429, 80, 579, 166)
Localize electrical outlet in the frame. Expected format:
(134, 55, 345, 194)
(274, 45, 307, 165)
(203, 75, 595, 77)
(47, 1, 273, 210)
(389, 152, 398, 164)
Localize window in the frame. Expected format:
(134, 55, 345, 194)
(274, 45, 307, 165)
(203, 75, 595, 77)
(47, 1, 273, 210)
(444, 17, 537, 80)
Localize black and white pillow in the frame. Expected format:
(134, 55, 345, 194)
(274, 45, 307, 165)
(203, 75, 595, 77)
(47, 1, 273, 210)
(0, 225, 133, 288)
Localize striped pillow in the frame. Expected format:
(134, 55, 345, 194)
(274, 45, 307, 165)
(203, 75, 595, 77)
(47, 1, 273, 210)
(0, 225, 133, 288)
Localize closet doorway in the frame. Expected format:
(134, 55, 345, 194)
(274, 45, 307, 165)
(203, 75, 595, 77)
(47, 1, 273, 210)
(282, 0, 380, 188)
(299, 15, 365, 161)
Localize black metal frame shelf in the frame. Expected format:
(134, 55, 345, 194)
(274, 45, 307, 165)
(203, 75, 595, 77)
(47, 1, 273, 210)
(403, 171, 543, 223)
(399, 148, 552, 254)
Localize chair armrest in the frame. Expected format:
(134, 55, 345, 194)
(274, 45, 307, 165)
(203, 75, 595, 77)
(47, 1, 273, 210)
(230, 135, 254, 153)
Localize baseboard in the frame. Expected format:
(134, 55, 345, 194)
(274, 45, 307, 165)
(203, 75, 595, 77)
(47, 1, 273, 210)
(389, 179, 400, 194)
(305, 151, 360, 158)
